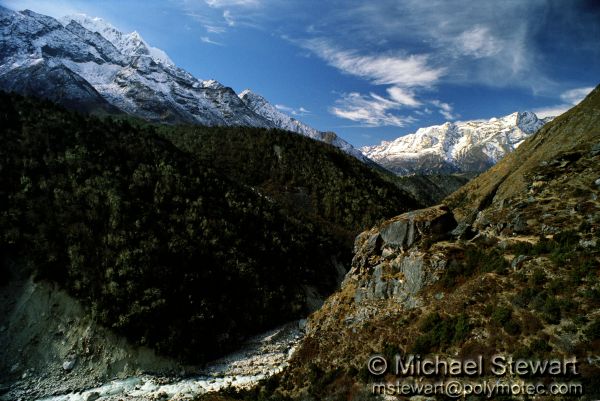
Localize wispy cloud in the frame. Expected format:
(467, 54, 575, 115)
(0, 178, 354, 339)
(533, 86, 594, 118)
(205, 0, 260, 7)
(201, 36, 224, 46)
(330, 92, 417, 127)
(454, 25, 503, 59)
(303, 0, 548, 90)
(386, 87, 421, 107)
(294, 38, 443, 126)
(179, 0, 262, 36)
(205, 24, 226, 34)
(222, 10, 235, 26)
(300, 38, 443, 88)
(431, 100, 458, 120)
(560, 87, 595, 104)
(275, 104, 310, 116)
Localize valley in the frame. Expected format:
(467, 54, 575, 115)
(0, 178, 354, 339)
(0, 3, 598, 401)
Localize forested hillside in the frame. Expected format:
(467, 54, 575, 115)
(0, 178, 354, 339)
(0, 93, 343, 362)
(0, 92, 420, 363)
(157, 124, 421, 246)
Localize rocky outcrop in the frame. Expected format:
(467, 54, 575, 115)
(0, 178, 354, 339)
(338, 205, 457, 312)
(350, 205, 456, 275)
(379, 205, 457, 248)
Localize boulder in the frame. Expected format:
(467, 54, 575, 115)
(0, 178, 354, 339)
(62, 358, 76, 372)
(379, 205, 457, 249)
(85, 392, 100, 401)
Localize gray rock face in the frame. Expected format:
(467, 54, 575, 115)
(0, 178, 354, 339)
(347, 205, 457, 307)
(511, 254, 529, 270)
(85, 392, 100, 401)
(379, 205, 458, 249)
(353, 250, 438, 308)
(0, 62, 119, 114)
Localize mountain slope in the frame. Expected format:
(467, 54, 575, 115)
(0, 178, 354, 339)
(0, 92, 422, 376)
(446, 86, 600, 222)
(265, 86, 600, 400)
(0, 92, 347, 367)
(60, 13, 175, 66)
(156, 123, 422, 247)
(239, 90, 369, 162)
(361, 111, 551, 175)
(0, 61, 119, 114)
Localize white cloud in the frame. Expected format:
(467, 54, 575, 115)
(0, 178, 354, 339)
(532, 105, 571, 119)
(294, 39, 444, 126)
(201, 36, 223, 45)
(309, 0, 545, 89)
(533, 86, 594, 118)
(454, 25, 503, 58)
(205, 0, 260, 7)
(386, 87, 421, 107)
(330, 92, 416, 127)
(430, 100, 458, 120)
(301, 39, 443, 88)
(223, 10, 235, 26)
(182, 0, 258, 35)
(275, 104, 310, 116)
(560, 87, 595, 104)
(205, 24, 226, 34)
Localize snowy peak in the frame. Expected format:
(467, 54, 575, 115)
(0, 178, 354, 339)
(202, 79, 225, 89)
(59, 14, 174, 66)
(361, 112, 552, 175)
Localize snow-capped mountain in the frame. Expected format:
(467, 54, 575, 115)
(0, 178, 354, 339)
(361, 112, 552, 175)
(239, 90, 369, 162)
(0, 7, 367, 161)
(59, 14, 175, 67)
(0, 7, 271, 126)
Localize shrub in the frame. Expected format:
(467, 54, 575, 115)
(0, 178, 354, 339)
(492, 306, 512, 326)
(439, 247, 509, 289)
(510, 241, 533, 255)
(529, 268, 546, 287)
(512, 288, 537, 308)
(412, 313, 472, 354)
(529, 338, 552, 354)
(453, 313, 471, 343)
(532, 236, 555, 255)
(491, 306, 521, 336)
(585, 317, 600, 341)
(542, 297, 562, 324)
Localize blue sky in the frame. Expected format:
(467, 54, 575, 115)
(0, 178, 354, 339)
(2, 0, 599, 147)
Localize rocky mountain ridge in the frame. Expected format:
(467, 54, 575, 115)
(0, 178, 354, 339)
(361, 111, 552, 175)
(0, 7, 366, 160)
(239, 90, 369, 162)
